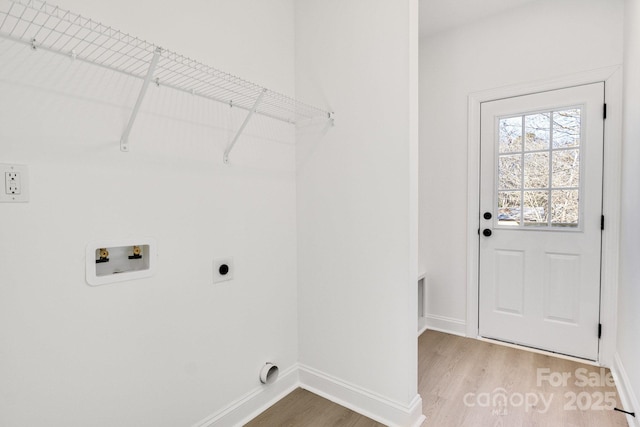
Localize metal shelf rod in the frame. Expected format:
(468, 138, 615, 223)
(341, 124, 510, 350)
(223, 88, 267, 164)
(120, 46, 161, 152)
(0, 0, 333, 157)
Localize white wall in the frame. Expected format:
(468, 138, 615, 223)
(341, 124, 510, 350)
(616, 0, 640, 418)
(51, 0, 295, 93)
(419, 0, 624, 331)
(0, 1, 298, 426)
(295, 1, 422, 424)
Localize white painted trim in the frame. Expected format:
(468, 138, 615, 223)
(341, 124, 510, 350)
(599, 67, 624, 368)
(611, 353, 640, 427)
(193, 364, 426, 427)
(408, 0, 421, 414)
(192, 365, 299, 427)
(466, 66, 623, 366)
(298, 364, 426, 427)
(424, 314, 467, 337)
(418, 318, 429, 336)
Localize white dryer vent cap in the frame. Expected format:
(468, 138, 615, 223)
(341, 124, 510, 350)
(259, 363, 279, 385)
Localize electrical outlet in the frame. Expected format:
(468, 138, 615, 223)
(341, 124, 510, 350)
(0, 164, 29, 203)
(213, 257, 234, 283)
(5, 172, 20, 194)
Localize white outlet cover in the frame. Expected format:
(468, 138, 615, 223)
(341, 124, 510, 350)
(0, 164, 29, 203)
(213, 257, 234, 283)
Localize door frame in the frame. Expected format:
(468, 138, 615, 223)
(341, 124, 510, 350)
(466, 66, 623, 366)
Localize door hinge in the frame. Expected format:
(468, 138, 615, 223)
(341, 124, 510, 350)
(601, 215, 605, 230)
(598, 323, 602, 339)
(603, 103, 607, 120)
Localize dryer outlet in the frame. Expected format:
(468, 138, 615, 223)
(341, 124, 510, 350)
(213, 257, 234, 283)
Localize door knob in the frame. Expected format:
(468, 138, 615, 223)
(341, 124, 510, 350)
(484, 212, 492, 220)
(483, 229, 492, 237)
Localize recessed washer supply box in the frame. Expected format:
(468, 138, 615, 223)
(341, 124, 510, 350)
(86, 238, 157, 286)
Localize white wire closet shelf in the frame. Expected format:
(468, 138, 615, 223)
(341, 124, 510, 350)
(0, 0, 333, 161)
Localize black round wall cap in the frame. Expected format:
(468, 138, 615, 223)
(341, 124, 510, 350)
(219, 264, 229, 275)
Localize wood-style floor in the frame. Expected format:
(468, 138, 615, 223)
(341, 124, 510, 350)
(245, 330, 629, 426)
(419, 330, 627, 427)
(245, 388, 384, 427)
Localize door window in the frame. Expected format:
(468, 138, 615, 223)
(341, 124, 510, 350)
(496, 108, 581, 229)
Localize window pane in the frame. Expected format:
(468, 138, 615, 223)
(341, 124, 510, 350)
(498, 155, 522, 190)
(553, 109, 581, 148)
(499, 117, 522, 153)
(523, 191, 548, 226)
(494, 109, 583, 230)
(552, 190, 579, 227)
(552, 149, 580, 188)
(524, 152, 549, 189)
(498, 191, 521, 225)
(525, 113, 550, 151)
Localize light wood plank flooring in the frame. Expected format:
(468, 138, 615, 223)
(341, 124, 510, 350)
(246, 330, 629, 426)
(245, 388, 384, 427)
(419, 330, 628, 427)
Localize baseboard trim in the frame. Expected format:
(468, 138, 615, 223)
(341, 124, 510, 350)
(611, 353, 640, 427)
(192, 364, 299, 427)
(192, 363, 426, 427)
(423, 314, 467, 337)
(418, 318, 429, 337)
(298, 364, 425, 427)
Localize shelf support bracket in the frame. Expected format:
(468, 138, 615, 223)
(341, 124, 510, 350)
(120, 47, 162, 152)
(223, 88, 267, 164)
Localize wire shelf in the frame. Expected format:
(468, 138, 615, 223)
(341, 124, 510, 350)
(0, 0, 331, 124)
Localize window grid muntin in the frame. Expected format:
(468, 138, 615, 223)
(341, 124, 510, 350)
(496, 107, 582, 229)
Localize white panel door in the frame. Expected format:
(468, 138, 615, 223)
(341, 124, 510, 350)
(479, 83, 604, 361)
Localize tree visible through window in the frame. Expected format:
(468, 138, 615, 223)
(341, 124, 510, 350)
(497, 108, 581, 228)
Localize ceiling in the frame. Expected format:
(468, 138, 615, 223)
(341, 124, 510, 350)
(419, 0, 541, 38)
